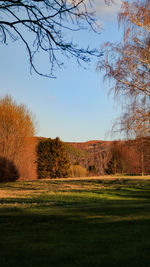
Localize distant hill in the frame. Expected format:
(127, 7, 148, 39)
(68, 140, 113, 151)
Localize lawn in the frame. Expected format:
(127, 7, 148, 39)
(0, 177, 150, 267)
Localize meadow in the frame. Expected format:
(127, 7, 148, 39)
(0, 176, 150, 266)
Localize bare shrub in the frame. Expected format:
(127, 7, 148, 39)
(69, 165, 87, 178)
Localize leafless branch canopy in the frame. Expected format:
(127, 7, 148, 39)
(97, 0, 150, 138)
(0, 0, 101, 77)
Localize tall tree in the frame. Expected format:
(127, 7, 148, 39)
(98, 0, 150, 138)
(0, 0, 103, 77)
(37, 137, 70, 178)
(0, 95, 36, 179)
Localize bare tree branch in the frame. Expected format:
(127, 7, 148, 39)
(0, 0, 102, 77)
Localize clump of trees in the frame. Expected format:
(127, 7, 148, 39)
(36, 137, 70, 178)
(0, 95, 36, 181)
(105, 139, 150, 175)
(64, 143, 88, 165)
(65, 142, 110, 176)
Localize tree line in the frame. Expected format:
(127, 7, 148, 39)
(106, 139, 150, 175)
(0, 94, 150, 182)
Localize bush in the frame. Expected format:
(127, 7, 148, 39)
(0, 157, 20, 182)
(69, 165, 87, 177)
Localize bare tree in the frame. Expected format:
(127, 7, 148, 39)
(0, 0, 102, 77)
(97, 0, 150, 138)
(112, 104, 150, 139)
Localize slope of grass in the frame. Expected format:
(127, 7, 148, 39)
(0, 177, 150, 266)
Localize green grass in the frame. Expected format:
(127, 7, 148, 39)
(0, 177, 150, 266)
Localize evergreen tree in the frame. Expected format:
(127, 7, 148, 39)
(36, 137, 70, 178)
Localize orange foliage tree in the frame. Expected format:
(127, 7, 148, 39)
(0, 95, 36, 180)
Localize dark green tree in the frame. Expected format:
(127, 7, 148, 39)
(36, 137, 70, 178)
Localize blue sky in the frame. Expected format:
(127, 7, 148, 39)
(0, 1, 123, 142)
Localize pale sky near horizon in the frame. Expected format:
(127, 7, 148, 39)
(0, 0, 123, 142)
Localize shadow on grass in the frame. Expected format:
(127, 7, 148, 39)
(0, 203, 150, 267)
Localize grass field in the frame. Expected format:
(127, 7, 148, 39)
(0, 176, 150, 266)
